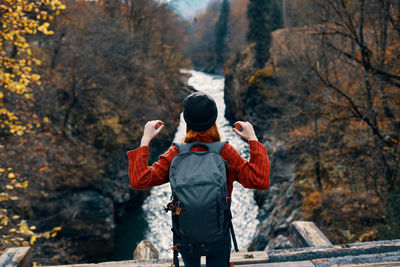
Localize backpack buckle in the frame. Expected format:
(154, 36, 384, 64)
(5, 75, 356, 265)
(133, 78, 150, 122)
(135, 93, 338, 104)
(165, 202, 175, 213)
(174, 201, 182, 215)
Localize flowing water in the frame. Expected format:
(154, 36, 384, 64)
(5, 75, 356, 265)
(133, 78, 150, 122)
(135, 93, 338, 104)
(142, 70, 259, 258)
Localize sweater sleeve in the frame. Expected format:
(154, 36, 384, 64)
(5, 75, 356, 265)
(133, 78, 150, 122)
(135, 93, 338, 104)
(127, 145, 178, 190)
(222, 140, 270, 191)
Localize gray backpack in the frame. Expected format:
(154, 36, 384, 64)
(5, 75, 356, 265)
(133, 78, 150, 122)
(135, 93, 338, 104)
(165, 141, 238, 266)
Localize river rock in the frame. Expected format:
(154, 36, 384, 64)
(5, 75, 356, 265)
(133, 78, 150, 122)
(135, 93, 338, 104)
(133, 240, 159, 260)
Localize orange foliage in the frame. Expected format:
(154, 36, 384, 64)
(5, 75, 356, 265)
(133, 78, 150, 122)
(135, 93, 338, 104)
(301, 187, 385, 244)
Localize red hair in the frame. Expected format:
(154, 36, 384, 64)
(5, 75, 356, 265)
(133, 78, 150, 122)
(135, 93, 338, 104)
(184, 123, 221, 143)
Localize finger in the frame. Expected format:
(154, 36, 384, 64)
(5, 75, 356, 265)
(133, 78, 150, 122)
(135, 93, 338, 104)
(232, 127, 244, 138)
(154, 124, 164, 135)
(156, 121, 164, 129)
(234, 121, 244, 131)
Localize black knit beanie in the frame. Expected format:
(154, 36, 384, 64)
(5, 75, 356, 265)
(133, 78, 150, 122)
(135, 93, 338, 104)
(183, 92, 218, 131)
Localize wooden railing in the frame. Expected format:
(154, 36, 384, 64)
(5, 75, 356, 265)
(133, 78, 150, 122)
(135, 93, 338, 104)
(0, 246, 32, 267)
(2, 221, 400, 266)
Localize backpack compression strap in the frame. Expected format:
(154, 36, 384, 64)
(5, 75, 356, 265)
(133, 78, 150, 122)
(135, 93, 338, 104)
(228, 208, 239, 252)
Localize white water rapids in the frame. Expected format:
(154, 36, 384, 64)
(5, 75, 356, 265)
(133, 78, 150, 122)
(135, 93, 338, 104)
(141, 70, 260, 257)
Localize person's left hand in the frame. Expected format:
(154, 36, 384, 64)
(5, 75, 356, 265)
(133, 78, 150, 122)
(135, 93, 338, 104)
(140, 120, 164, 146)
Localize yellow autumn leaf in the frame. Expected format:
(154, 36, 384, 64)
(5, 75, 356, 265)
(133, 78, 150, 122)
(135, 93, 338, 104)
(53, 226, 62, 231)
(51, 232, 57, 238)
(38, 22, 50, 31)
(33, 59, 41, 66)
(9, 196, 19, 201)
(1, 217, 9, 226)
(40, 167, 47, 172)
(9, 228, 16, 233)
(43, 117, 50, 123)
(31, 74, 40, 80)
(19, 223, 34, 235)
(0, 168, 5, 172)
(44, 232, 50, 239)
(6, 185, 14, 190)
(30, 235, 37, 245)
(12, 215, 20, 220)
(8, 173, 15, 179)
(0, 193, 9, 201)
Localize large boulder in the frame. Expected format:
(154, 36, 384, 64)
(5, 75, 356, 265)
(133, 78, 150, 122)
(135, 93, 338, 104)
(133, 240, 159, 260)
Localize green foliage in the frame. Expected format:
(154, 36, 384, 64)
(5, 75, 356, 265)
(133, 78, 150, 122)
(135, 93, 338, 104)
(247, 0, 282, 68)
(215, 0, 230, 70)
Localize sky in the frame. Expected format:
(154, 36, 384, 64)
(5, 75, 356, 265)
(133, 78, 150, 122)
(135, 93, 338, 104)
(167, 0, 210, 19)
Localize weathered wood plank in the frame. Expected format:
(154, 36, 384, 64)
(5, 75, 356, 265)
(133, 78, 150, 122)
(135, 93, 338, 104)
(0, 247, 32, 267)
(41, 259, 173, 267)
(268, 240, 400, 262)
(230, 251, 269, 265)
(238, 260, 315, 267)
(41, 240, 400, 267)
(45, 252, 269, 267)
(290, 221, 333, 248)
(336, 262, 400, 267)
(312, 251, 400, 267)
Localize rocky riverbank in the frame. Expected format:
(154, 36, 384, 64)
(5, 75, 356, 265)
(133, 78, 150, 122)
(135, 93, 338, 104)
(223, 28, 306, 251)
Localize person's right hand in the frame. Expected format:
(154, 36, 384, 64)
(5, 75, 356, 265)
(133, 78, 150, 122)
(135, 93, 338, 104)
(233, 121, 258, 141)
(140, 120, 164, 147)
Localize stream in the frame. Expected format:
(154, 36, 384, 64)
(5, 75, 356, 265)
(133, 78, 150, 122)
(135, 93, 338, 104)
(115, 70, 259, 259)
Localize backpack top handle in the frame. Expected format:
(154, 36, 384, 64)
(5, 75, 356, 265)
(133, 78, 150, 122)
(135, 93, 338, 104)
(175, 141, 228, 154)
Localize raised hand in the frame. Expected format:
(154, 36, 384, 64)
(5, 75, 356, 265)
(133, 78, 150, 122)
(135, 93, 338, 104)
(140, 120, 164, 147)
(233, 121, 258, 141)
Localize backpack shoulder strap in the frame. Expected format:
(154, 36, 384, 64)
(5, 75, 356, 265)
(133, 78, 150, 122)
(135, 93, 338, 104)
(206, 141, 228, 154)
(174, 141, 228, 154)
(173, 143, 194, 153)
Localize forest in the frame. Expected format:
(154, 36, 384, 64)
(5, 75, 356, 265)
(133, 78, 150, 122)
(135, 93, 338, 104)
(1, 0, 399, 265)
